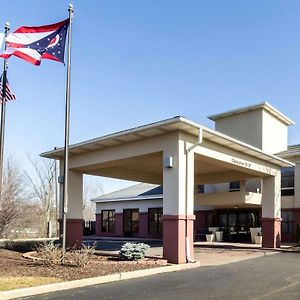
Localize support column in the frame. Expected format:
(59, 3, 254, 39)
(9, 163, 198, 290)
(163, 133, 195, 264)
(261, 172, 281, 248)
(293, 163, 300, 243)
(59, 160, 83, 248)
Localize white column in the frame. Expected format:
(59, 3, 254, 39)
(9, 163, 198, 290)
(59, 160, 83, 247)
(262, 173, 281, 219)
(261, 171, 281, 248)
(59, 160, 83, 219)
(162, 132, 195, 263)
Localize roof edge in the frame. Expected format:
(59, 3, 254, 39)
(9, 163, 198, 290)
(208, 102, 295, 125)
(91, 194, 163, 203)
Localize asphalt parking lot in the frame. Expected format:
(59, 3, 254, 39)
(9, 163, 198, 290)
(23, 251, 300, 300)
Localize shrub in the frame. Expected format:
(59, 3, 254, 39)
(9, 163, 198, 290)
(36, 241, 61, 266)
(70, 244, 96, 267)
(2, 239, 58, 253)
(119, 242, 150, 261)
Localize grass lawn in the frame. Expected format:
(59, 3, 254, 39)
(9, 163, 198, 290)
(0, 276, 61, 291)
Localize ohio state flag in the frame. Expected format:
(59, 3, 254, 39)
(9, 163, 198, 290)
(0, 19, 69, 66)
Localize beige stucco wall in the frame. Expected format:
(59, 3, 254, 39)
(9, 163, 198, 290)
(195, 190, 261, 207)
(215, 110, 263, 149)
(281, 196, 295, 209)
(262, 110, 288, 154)
(214, 108, 288, 154)
(96, 199, 163, 214)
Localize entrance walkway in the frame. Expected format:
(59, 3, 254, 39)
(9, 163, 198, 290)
(195, 247, 277, 266)
(84, 238, 281, 266)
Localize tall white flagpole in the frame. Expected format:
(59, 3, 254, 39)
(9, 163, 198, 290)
(61, 3, 73, 263)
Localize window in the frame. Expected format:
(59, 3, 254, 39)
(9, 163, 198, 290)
(123, 209, 139, 234)
(148, 208, 163, 234)
(281, 167, 295, 196)
(101, 210, 115, 233)
(229, 181, 240, 192)
(207, 212, 217, 227)
(281, 211, 294, 234)
(197, 185, 205, 194)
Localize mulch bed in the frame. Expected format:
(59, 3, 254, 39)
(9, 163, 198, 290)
(0, 249, 167, 281)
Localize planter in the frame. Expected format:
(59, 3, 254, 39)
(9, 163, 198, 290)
(250, 227, 262, 243)
(206, 234, 214, 242)
(215, 231, 223, 242)
(254, 235, 262, 245)
(208, 227, 219, 242)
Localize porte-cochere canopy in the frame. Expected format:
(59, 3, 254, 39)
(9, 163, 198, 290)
(42, 116, 293, 263)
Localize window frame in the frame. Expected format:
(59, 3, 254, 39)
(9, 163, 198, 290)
(148, 207, 163, 234)
(123, 209, 139, 234)
(229, 181, 240, 192)
(281, 210, 294, 234)
(281, 167, 295, 196)
(101, 209, 115, 233)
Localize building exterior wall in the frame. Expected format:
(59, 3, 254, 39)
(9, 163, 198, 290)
(262, 110, 288, 154)
(214, 110, 263, 149)
(95, 199, 163, 239)
(214, 108, 289, 154)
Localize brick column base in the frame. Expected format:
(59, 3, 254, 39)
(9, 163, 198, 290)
(58, 219, 84, 249)
(162, 215, 195, 264)
(262, 217, 281, 248)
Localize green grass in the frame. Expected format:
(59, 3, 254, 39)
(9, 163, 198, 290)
(0, 276, 61, 291)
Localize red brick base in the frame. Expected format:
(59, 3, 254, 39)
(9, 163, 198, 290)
(261, 217, 281, 248)
(162, 215, 195, 264)
(58, 219, 84, 248)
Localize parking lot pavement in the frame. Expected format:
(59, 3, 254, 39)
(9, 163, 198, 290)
(24, 252, 300, 300)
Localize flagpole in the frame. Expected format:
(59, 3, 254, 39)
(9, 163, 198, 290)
(61, 3, 73, 263)
(0, 22, 10, 196)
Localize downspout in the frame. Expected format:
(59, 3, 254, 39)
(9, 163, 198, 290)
(185, 127, 203, 263)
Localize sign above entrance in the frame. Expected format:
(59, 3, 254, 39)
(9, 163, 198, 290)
(231, 158, 252, 169)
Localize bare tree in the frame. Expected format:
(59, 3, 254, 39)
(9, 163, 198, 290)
(24, 157, 56, 237)
(0, 159, 27, 237)
(83, 176, 103, 221)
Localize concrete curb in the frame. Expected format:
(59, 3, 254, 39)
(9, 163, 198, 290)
(0, 261, 200, 300)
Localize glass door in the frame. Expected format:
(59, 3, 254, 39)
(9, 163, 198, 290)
(238, 213, 249, 242)
(228, 213, 238, 242)
(218, 213, 228, 241)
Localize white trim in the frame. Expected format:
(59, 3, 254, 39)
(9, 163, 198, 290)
(92, 194, 163, 203)
(207, 102, 295, 125)
(40, 115, 294, 167)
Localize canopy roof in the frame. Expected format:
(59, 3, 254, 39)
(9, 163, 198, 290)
(41, 116, 294, 168)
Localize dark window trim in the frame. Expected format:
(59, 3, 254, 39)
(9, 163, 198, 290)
(229, 181, 240, 192)
(281, 211, 294, 234)
(148, 207, 163, 234)
(101, 209, 115, 233)
(123, 208, 139, 234)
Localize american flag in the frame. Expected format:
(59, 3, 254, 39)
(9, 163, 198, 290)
(0, 75, 16, 103)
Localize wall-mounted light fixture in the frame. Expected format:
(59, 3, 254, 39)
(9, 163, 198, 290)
(58, 175, 64, 183)
(163, 156, 173, 168)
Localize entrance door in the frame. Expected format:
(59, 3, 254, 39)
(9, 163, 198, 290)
(238, 213, 249, 242)
(218, 213, 228, 240)
(228, 213, 238, 242)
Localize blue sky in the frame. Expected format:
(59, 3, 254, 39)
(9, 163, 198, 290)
(1, 0, 300, 193)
